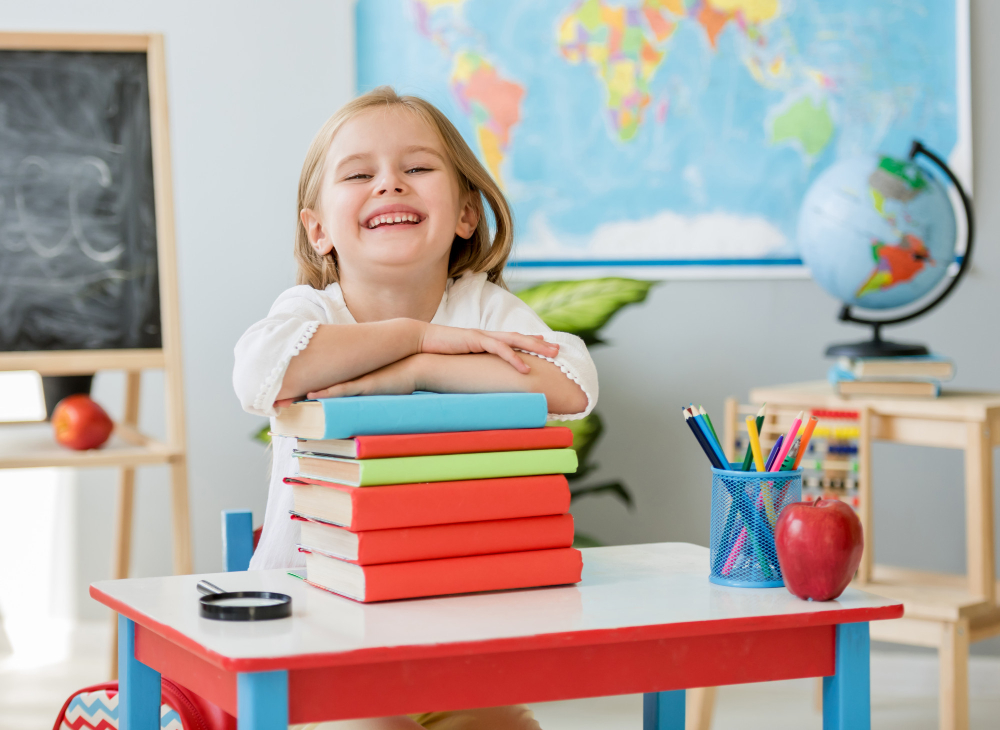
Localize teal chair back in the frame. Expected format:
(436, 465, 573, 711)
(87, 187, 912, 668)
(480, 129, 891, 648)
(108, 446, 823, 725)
(221, 510, 254, 572)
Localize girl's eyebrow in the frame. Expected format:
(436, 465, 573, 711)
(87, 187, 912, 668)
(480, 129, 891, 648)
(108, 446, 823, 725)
(333, 152, 371, 173)
(402, 145, 445, 160)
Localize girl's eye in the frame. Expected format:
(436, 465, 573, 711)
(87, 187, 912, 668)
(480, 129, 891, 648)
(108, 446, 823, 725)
(345, 173, 372, 181)
(406, 167, 432, 174)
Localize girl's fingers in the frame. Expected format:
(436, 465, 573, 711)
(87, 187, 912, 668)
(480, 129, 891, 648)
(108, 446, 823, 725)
(307, 383, 356, 399)
(491, 331, 560, 356)
(481, 337, 531, 373)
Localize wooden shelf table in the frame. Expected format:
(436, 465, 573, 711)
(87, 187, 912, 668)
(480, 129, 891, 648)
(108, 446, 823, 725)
(732, 381, 1000, 730)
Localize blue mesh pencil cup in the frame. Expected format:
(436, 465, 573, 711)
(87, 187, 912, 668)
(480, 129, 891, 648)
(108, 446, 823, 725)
(709, 465, 802, 588)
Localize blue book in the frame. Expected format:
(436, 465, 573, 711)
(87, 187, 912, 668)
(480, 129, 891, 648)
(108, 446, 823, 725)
(272, 392, 549, 439)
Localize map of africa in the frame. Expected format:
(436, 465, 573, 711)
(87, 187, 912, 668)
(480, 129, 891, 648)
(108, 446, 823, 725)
(356, 0, 965, 277)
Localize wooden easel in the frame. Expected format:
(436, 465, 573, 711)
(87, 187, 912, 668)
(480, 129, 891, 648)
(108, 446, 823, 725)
(0, 32, 190, 679)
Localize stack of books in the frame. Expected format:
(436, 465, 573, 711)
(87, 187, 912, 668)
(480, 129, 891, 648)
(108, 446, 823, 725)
(827, 355, 955, 397)
(272, 392, 583, 602)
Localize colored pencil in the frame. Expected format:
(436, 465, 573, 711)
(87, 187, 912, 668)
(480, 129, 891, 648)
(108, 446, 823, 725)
(698, 405, 720, 443)
(780, 435, 802, 471)
(764, 434, 784, 471)
(692, 408, 729, 468)
(713, 506, 740, 575)
(769, 411, 802, 472)
(745, 416, 765, 472)
(740, 404, 766, 470)
(792, 416, 820, 470)
(683, 408, 725, 469)
(722, 527, 747, 576)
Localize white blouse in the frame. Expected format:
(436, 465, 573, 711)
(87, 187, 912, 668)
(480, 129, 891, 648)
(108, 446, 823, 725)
(233, 271, 599, 570)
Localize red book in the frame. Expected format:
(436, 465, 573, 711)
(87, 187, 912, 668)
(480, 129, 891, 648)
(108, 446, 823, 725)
(295, 513, 575, 565)
(303, 547, 583, 602)
(295, 427, 573, 459)
(287, 474, 570, 531)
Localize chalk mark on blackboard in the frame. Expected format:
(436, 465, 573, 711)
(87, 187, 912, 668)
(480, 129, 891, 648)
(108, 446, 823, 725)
(13, 155, 123, 263)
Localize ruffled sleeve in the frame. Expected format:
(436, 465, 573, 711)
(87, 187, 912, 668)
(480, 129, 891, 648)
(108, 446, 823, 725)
(476, 278, 599, 421)
(233, 287, 328, 417)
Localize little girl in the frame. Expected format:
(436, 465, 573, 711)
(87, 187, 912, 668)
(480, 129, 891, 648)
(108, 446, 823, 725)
(233, 87, 598, 729)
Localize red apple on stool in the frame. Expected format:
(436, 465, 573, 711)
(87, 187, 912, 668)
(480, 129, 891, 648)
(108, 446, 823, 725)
(775, 499, 864, 601)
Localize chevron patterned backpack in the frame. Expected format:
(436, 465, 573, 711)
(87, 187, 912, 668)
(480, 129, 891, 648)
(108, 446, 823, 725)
(52, 678, 236, 730)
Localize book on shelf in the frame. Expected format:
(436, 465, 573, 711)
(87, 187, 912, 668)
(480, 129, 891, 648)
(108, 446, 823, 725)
(828, 365, 940, 397)
(836, 355, 955, 381)
(273, 392, 548, 439)
(293, 448, 578, 487)
(834, 379, 941, 397)
(293, 426, 573, 459)
(287, 474, 571, 531)
(294, 513, 575, 565)
(301, 546, 583, 602)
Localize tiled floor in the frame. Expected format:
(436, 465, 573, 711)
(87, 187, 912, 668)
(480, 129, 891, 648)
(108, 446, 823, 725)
(3, 621, 998, 729)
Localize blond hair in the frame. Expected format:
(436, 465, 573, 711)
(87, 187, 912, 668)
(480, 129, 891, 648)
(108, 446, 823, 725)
(294, 86, 513, 290)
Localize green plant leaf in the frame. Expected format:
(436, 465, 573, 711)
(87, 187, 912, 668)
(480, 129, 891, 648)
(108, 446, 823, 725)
(570, 481, 634, 510)
(516, 278, 655, 339)
(551, 412, 603, 469)
(252, 424, 271, 445)
(572, 531, 603, 548)
(567, 462, 598, 483)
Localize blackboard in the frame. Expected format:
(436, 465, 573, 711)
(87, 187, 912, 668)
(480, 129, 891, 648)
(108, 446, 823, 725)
(0, 50, 161, 352)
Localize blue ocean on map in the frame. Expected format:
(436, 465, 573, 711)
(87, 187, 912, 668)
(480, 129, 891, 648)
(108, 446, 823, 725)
(357, 0, 960, 272)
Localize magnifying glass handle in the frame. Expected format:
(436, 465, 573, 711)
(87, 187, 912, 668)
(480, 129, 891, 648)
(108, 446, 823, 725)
(197, 580, 227, 596)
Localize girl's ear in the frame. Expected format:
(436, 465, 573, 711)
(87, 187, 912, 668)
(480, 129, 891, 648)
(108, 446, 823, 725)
(301, 209, 334, 256)
(455, 192, 479, 239)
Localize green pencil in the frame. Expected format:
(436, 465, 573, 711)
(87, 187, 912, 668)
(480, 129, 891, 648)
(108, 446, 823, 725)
(740, 404, 766, 471)
(698, 405, 720, 443)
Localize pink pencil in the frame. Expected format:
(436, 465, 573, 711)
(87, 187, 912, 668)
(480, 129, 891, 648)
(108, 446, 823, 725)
(769, 410, 803, 472)
(722, 528, 748, 575)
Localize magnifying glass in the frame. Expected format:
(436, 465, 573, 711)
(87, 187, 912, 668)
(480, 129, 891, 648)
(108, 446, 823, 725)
(197, 580, 292, 621)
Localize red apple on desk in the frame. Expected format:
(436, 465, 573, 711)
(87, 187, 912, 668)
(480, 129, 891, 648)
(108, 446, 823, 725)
(51, 394, 114, 450)
(775, 499, 864, 601)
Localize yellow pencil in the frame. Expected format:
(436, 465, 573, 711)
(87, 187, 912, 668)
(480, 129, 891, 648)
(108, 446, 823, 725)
(746, 416, 765, 472)
(747, 415, 777, 527)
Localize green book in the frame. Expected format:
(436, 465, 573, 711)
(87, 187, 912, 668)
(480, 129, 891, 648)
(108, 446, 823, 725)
(293, 448, 578, 487)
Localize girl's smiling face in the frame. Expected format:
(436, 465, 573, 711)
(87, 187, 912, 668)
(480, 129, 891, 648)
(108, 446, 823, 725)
(301, 107, 479, 280)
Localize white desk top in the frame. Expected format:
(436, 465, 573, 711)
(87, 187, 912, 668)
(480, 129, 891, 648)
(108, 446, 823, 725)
(92, 543, 902, 672)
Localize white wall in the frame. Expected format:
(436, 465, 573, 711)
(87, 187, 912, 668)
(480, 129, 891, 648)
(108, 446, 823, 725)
(0, 0, 356, 620)
(0, 0, 996, 658)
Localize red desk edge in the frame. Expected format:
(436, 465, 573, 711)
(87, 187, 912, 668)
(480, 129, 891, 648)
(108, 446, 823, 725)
(91, 584, 903, 674)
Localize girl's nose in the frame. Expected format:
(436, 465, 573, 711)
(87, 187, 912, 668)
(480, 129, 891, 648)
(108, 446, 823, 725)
(375, 169, 406, 195)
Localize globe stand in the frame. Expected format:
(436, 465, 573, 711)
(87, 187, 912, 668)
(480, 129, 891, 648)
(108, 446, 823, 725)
(824, 141, 974, 359)
(825, 322, 929, 359)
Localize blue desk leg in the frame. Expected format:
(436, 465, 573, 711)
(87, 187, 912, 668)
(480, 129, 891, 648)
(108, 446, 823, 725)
(643, 690, 685, 730)
(823, 622, 871, 730)
(118, 615, 161, 730)
(238, 671, 289, 730)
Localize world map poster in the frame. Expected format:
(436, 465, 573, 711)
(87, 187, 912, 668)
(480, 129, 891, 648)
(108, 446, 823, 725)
(356, 0, 969, 279)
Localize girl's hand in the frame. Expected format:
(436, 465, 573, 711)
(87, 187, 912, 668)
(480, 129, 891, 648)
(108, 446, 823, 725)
(306, 356, 419, 400)
(419, 323, 558, 374)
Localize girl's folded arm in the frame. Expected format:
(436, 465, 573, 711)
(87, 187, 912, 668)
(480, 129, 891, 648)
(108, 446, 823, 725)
(307, 351, 589, 416)
(411, 352, 589, 415)
(232, 292, 420, 416)
(277, 319, 422, 401)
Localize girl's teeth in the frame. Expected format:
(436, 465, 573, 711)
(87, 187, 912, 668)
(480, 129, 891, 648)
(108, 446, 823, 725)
(368, 213, 420, 228)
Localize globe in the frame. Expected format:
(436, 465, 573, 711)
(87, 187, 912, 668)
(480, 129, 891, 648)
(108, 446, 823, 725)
(797, 154, 957, 311)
